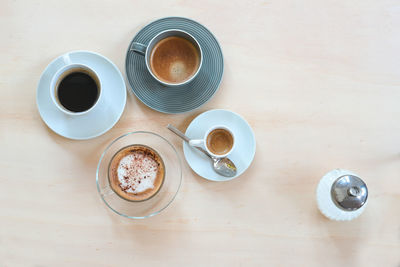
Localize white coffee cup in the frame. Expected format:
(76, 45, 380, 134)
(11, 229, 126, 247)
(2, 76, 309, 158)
(50, 54, 102, 116)
(189, 125, 235, 158)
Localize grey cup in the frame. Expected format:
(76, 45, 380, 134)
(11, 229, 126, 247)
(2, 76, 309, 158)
(131, 29, 203, 87)
(125, 17, 224, 114)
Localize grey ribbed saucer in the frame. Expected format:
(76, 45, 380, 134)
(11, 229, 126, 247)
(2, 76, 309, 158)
(125, 17, 224, 114)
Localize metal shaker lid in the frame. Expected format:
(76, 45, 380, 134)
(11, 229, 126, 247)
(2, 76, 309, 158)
(331, 175, 368, 211)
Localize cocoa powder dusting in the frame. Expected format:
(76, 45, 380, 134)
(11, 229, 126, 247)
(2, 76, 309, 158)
(117, 150, 159, 194)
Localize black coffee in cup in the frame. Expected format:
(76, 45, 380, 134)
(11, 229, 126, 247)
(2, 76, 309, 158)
(56, 69, 99, 112)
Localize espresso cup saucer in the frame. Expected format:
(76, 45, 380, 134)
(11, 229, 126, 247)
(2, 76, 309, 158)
(126, 17, 224, 114)
(36, 51, 127, 140)
(183, 109, 256, 181)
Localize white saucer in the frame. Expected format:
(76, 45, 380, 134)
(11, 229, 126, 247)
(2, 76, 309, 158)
(36, 51, 127, 140)
(183, 109, 256, 181)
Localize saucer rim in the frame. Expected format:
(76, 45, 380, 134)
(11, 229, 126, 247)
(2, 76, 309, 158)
(183, 109, 256, 182)
(125, 16, 224, 114)
(36, 50, 127, 140)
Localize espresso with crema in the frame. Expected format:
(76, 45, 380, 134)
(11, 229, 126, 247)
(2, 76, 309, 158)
(150, 36, 200, 84)
(206, 129, 234, 155)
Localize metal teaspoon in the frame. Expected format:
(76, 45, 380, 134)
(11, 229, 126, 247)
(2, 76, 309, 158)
(167, 124, 237, 177)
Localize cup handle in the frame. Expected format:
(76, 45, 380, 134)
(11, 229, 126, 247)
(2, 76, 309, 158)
(101, 187, 114, 197)
(130, 42, 147, 55)
(189, 139, 205, 148)
(62, 53, 72, 65)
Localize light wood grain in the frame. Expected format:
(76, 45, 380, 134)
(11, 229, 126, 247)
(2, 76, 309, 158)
(0, 0, 399, 266)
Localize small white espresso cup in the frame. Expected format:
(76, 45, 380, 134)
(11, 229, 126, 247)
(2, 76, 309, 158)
(50, 54, 102, 116)
(189, 125, 235, 158)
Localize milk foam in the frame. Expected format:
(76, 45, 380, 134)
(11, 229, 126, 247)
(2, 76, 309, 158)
(117, 152, 159, 194)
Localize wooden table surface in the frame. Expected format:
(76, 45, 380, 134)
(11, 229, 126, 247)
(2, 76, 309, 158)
(1, 0, 399, 266)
